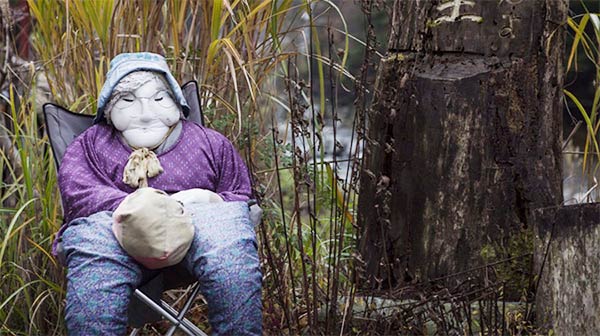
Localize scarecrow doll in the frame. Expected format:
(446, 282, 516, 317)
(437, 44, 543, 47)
(55, 52, 261, 335)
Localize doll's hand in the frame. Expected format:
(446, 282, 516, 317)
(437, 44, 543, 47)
(171, 188, 224, 207)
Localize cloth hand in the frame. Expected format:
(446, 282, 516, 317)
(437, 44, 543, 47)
(171, 188, 224, 207)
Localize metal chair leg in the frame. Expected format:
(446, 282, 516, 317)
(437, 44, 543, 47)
(165, 283, 204, 336)
(133, 287, 208, 336)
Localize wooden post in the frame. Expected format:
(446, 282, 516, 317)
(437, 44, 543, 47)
(358, 0, 567, 288)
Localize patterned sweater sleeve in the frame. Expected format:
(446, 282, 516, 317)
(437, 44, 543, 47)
(58, 132, 129, 223)
(212, 132, 252, 202)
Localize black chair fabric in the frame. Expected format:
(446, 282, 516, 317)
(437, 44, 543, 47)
(43, 104, 94, 167)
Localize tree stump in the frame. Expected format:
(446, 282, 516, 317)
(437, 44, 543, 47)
(534, 203, 600, 335)
(358, 0, 567, 288)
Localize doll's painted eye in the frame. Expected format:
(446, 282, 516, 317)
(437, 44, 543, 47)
(153, 91, 176, 108)
(114, 93, 137, 109)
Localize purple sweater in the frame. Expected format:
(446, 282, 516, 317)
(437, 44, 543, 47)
(58, 120, 252, 225)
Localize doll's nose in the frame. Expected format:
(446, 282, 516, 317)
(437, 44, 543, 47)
(139, 100, 153, 122)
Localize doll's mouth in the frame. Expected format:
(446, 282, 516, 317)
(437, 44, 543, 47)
(129, 124, 166, 131)
(123, 125, 169, 135)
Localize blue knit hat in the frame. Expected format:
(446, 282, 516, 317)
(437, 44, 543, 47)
(94, 52, 190, 123)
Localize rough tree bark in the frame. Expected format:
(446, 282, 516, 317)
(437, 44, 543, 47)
(358, 0, 567, 288)
(534, 204, 600, 335)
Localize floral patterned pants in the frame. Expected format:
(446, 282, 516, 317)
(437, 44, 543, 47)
(62, 202, 262, 335)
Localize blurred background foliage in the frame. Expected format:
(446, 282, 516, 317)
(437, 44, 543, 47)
(564, 0, 600, 204)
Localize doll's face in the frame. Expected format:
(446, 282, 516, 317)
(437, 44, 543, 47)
(109, 75, 180, 148)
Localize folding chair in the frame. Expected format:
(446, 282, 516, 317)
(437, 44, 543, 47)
(44, 81, 209, 336)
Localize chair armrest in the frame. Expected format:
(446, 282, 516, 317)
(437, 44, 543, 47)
(249, 202, 263, 227)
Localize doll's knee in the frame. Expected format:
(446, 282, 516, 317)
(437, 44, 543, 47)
(61, 212, 122, 257)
